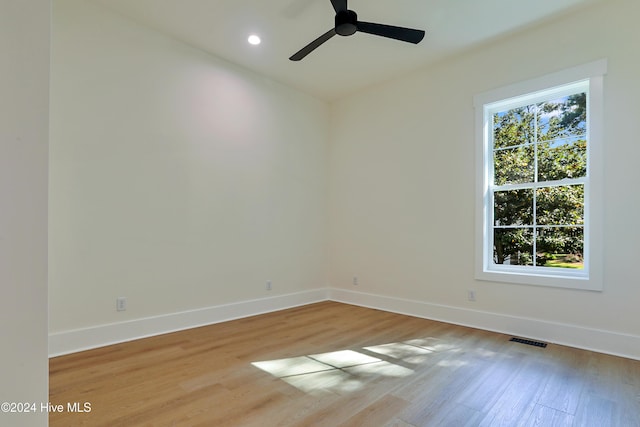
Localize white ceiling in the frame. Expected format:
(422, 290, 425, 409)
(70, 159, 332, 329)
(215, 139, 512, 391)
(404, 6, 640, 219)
(91, 0, 599, 101)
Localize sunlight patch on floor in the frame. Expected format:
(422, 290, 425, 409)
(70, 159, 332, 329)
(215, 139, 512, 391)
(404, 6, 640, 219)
(310, 349, 381, 367)
(364, 342, 433, 364)
(251, 339, 444, 395)
(281, 369, 359, 396)
(345, 361, 415, 378)
(252, 356, 334, 378)
(403, 337, 455, 352)
(437, 359, 468, 368)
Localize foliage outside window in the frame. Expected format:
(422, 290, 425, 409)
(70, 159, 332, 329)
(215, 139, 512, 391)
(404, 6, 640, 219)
(475, 60, 605, 290)
(492, 91, 586, 270)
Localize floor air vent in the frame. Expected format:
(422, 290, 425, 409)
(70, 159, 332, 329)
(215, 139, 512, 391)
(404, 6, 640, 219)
(509, 337, 547, 348)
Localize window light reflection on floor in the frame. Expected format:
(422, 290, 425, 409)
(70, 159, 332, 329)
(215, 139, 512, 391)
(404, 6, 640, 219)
(364, 343, 433, 364)
(251, 340, 443, 396)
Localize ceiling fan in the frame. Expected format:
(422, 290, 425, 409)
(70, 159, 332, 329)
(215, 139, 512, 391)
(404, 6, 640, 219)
(289, 0, 425, 61)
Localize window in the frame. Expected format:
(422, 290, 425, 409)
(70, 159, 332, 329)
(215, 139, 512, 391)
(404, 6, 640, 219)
(475, 60, 606, 290)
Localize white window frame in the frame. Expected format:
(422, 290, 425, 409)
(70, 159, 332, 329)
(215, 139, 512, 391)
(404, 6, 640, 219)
(474, 60, 606, 291)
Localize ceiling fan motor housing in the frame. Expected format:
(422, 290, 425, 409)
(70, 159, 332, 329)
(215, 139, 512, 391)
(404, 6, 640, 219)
(335, 10, 358, 36)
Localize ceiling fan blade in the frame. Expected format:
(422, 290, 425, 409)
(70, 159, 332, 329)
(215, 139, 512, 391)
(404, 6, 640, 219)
(330, 0, 347, 13)
(289, 28, 337, 61)
(356, 21, 425, 44)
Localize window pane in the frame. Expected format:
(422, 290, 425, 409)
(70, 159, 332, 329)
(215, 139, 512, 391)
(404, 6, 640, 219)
(494, 145, 534, 185)
(536, 185, 584, 225)
(494, 189, 533, 226)
(536, 227, 584, 269)
(493, 106, 536, 149)
(537, 93, 587, 140)
(537, 139, 587, 181)
(493, 228, 533, 266)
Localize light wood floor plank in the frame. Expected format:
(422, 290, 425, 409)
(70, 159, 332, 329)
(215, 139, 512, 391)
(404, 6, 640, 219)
(49, 301, 640, 426)
(524, 404, 575, 427)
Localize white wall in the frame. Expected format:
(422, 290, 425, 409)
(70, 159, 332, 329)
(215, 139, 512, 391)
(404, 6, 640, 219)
(328, 0, 640, 357)
(50, 0, 328, 337)
(0, 0, 50, 425)
(50, 0, 639, 360)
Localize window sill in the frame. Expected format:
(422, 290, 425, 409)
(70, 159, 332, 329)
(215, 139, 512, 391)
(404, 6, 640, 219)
(475, 268, 602, 291)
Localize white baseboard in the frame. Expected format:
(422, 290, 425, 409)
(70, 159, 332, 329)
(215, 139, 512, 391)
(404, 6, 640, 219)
(49, 287, 640, 361)
(328, 288, 640, 361)
(48, 288, 329, 357)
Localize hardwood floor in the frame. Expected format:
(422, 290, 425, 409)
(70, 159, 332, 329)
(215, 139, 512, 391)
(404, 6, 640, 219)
(49, 301, 640, 426)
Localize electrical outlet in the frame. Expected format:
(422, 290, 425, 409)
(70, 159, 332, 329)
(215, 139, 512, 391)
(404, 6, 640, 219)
(353, 276, 359, 286)
(116, 297, 127, 311)
(266, 280, 272, 291)
(467, 290, 476, 302)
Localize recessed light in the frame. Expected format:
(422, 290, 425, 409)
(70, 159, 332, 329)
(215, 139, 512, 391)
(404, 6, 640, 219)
(248, 34, 261, 45)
